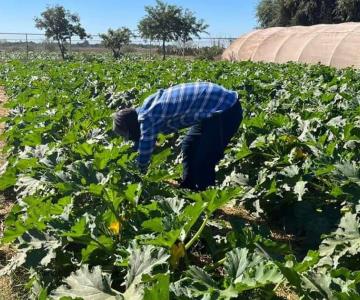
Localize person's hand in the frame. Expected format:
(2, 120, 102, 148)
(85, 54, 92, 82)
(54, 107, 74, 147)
(164, 179, 180, 188)
(139, 165, 148, 175)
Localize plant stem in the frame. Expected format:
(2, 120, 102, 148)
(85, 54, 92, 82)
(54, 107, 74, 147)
(252, 151, 274, 158)
(255, 242, 272, 260)
(273, 279, 284, 292)
(308, 181, 325, 192)
(301, 273, 329, 299)
(185, 214, 209, 250)
(204, 256, 227, 271)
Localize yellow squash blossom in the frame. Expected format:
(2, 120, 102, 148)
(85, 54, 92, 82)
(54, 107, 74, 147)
(170, 242, 186, 268)
(109, 220, 121, 235)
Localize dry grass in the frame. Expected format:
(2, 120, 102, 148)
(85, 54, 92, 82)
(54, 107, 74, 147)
(0, 87, 7, 107)
(0, 248, 28, 300)
(220, 203, 262, 223)
(220, 202, 297, 243)
(0, 194, 14, 239)
(0, 276, 16, 300)
(275, 284, 300, 300)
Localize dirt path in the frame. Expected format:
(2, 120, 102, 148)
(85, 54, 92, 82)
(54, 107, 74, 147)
(0, 86, 19, 300)
(0, 86, 7, 150)
(0, 86, 11, 230)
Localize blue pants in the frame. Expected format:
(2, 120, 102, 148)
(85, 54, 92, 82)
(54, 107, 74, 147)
(180, 100, 243, 191)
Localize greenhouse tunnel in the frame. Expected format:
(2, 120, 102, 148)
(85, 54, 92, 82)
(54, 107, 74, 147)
(222, 22, 360, 69)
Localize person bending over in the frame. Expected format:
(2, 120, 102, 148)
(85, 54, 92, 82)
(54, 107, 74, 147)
(112, 82, 243, 191)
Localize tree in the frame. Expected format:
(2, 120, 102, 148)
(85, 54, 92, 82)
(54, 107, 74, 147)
(335, 0, 360, 22)
(100, 28, 132, 59)
(256, 0, 282, 28)
(35, 5, 88, 59)
(287, 0, 337, 25)
(138, 0, 183, 60)
(177, 9, 208, 56)
(255, 0, 357, 28)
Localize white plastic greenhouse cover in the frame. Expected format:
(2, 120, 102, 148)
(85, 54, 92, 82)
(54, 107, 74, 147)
(222, 22, 360, 69)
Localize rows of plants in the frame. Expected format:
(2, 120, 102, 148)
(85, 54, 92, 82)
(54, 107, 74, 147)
(0, 57, 359, 299)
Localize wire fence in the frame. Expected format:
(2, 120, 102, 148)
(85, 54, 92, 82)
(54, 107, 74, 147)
(0, 32, 236, 59)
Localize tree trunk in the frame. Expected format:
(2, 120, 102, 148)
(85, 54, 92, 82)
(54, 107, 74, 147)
(57, 39, 65, 60)
(112, 49, 117, 59)
(112, 47, 122, 59)
(61, 43, 66, 60)
(162, 40, 166, 60)
(149, 40, 152, 57)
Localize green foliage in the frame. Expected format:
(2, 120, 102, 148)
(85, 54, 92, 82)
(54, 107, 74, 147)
(256, 0, 360, 28)
(0, 57, 359, 299)
(318, 209, 360, 268)
(138, 0, 207, 59)
(100, 28, 133, 59)
(177, 9, 208, 56)
(52, 265, 119, 299)
(35, 5, 88, 59)
(138, 0, 182, 60)
(335, 0, 360, 22)
(172, 248, 283, 299)
(256, 0, 282, 28)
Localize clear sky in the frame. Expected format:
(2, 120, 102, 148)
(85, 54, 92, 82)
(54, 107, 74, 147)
(0, 0, 259, 38)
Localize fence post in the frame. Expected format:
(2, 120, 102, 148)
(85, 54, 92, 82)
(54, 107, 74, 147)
(25, 33, 29, 60)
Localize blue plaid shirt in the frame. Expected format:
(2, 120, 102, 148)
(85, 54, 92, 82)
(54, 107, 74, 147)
(135, 82, 238, 169)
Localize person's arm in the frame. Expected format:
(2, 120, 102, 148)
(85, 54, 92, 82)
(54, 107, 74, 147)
(137, 118, 157, 173)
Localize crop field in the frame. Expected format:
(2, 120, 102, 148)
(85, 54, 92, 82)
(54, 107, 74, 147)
(0, 57, 359, 299)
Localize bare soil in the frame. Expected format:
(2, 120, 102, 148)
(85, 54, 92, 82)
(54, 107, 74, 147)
(0, 86, 12, 234)
(0, 87, 7, 161)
